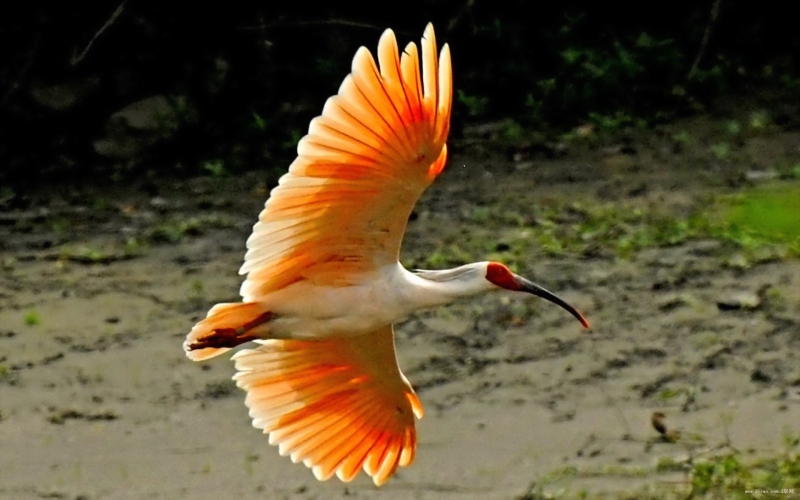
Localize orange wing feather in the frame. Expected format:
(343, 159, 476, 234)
(239, 24, 452, 301)
(232, 325, 423, 485)
(189, 24, 450, 486)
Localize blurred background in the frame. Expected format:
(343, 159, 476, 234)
(3, 0, 800, 185)
(1, 2, 799, 500)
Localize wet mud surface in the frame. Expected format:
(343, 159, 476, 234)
(2, 119, 799, 499)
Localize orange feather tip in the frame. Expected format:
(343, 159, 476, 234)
(232, 329, 421, 485)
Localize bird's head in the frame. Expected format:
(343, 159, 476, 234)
(484, 261, 589, 328)
(413, 261, 589, 328)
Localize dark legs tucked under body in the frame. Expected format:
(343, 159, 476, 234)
(187, 311, 275, 350)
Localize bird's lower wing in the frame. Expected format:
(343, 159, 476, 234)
(232, 325, 423, 486)
(239, 24, 452, 301)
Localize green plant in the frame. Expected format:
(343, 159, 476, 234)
(251, 111, 267, 132)
(203, 160, 228, 178)
(711, 142, 730, 160)
(723, 185, 800, 244)
(451, 184, 800, 264)
(24, 310, 40, 326)
(457, 90, 489, 117)
(59, 246, 111, 264)
(588, 112, 641, 133)
(672, 130, 691, 145)
(749, 110, 770, 130)
(146, 214, 233, 244)
(724, 120, 741, 135)
(281, 128, 303, 152)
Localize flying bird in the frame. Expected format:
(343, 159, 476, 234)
(184, 24, 589, 486)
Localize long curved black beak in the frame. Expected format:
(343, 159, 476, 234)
(514, 275, 590, 329)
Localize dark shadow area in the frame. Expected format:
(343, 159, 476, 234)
(2, 1, 800, 188)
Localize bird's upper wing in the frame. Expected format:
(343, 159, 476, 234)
(239, 24, 452, 301)
(232, 324, 423, 485)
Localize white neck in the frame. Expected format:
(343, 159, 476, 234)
(392, 262, 495, 313)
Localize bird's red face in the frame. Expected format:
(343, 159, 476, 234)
(485, 262, 590, 329)
(485, 262, 522, 291)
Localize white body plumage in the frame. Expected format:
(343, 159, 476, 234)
(250, 262, 497, 339)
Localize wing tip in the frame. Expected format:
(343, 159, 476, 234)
(352, 45, 373, 67)
(379, 27, 396, 44)
(423, 22, 435, 41)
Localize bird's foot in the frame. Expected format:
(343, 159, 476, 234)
(187, 327, 257, 350)
(186, 311, 275, 351)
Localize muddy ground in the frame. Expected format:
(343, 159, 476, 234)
(1, 112, 799, 499)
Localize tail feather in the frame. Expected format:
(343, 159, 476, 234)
(232, 325, 422, 486)
(183, 302, 267, 361)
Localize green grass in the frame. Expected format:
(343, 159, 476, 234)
(682, 439, 800, 500)
(457, 89, 489, 117)
(146, 214, 235, 244)
(724, 185, 800, 244)
(530, 183, 800, 261)
(58, 246, 116, 264)
(409, 181, 800, 269)
(525, 436, 800, 499)
(24, 310, 40, 326)
(203, 159, 228, 178)
(711, 142, 730, 160)
(57, 240, 143, 264)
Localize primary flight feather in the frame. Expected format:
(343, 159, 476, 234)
(184, 23, 588, 486)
